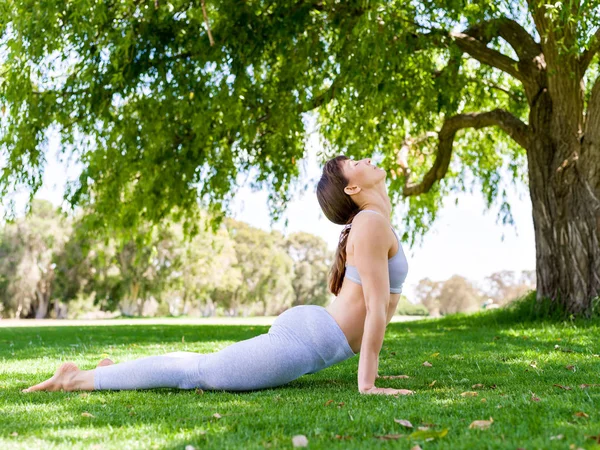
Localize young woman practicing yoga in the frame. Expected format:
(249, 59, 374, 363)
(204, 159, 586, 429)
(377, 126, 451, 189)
(22, 155, 411, 396)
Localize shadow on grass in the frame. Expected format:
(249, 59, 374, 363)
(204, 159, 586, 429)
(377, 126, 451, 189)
(0, 324, 272, 361)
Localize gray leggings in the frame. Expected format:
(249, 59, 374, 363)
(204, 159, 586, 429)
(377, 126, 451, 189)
(93, 305, 356, 391)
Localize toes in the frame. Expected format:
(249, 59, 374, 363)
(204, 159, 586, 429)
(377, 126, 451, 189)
(97, 358, 114, 367)
(22, 362, 80, 393)
(23, 377, 59, 392)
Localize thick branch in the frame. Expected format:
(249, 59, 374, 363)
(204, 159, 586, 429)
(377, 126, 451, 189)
(466, 18, 541, 62)
(450, 31, 523, 81)
(580, 27, 600, 74)
(403, 109, 531, 196)
(584, 76, 600, 145)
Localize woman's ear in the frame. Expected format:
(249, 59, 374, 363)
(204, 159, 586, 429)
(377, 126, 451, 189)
(344, 185, 361, 196)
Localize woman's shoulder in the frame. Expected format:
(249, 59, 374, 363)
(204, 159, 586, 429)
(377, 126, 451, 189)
(348, 211, 391, 246)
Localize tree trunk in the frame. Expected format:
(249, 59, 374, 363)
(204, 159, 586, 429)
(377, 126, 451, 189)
(527, 89, 600, 316)
(35, 289, 48, 319)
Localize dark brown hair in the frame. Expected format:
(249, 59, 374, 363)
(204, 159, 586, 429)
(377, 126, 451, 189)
(316, 155, 361, 296)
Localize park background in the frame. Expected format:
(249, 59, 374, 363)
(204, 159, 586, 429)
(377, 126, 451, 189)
(0, 113, 536, 320)
(1, 1, 600, 449)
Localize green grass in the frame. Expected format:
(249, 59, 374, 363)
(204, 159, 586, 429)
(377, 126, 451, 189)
(2, 299, 600, 449)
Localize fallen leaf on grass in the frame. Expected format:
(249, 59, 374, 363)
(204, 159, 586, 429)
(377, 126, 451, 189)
(374, 434, 404, 440)
(574, 412, 589, 418)
(529, 361, 538, 368)
(324, 399, 334, 406)
(469, 418, 493, 430)
(579, 384, 600, 389)
(417, 426, 430, 431)
(379, 375, 410, 379)
(431, 352, 440, 358)
(409, 428, 448, 440)
(461, 391, 478, 397)
(422, 361, 432, 367)
(472, 384, 484, 389)
(481, 398, 487, 402)
(429, 380, 436, 387)
(334, 435, 352, 440)
(394, 419, 413, 428)
(337, 402, 344, 408)
(213, 413, 222, 419)
(549, 434, 564, 440)
(195, 388, 204, 395)
(553, 384, 572, 390)
(81, 412, 95, 418)
(566, 365, 575, 371)
(292, 435, 308, 447)
(531, 393, 541, 402)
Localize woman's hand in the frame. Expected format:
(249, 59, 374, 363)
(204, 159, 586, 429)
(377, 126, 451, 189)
(359, 386, 414, 395)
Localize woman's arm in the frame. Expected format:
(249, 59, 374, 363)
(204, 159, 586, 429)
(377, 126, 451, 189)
(350, 213, 391, 392)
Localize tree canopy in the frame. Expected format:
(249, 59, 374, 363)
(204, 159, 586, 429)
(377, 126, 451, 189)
(0, 1, 573, 235)
(2, 0, 600, 313)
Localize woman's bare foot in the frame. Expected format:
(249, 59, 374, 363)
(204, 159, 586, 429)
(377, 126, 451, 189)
(97, 358, 114, 367)
(22, 362, 95, 392)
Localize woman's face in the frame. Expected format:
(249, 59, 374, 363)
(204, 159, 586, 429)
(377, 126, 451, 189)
(342, 157, 386, 195)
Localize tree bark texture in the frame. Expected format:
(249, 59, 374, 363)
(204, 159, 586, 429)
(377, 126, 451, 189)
(404, 12, 600, 315)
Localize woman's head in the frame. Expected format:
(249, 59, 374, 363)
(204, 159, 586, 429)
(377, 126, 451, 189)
(316, 155, 386, 224)
(316, 155, 386, 295)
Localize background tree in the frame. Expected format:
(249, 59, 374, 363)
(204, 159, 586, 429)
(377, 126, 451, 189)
(2, 0, 599, 315)
(0, 200, 68, 318)
(414, 278, 444, 317)
(224, 219, 295, 316)
(164, 218, 242, 316)
(436, 275, 483, 315)
(481, 270, 536, 306)
(284, 231, 331, 307)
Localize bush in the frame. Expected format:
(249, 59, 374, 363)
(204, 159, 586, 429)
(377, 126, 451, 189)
(395, 296, 429, 316)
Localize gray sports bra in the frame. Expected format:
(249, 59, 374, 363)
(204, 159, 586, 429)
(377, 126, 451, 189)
(344, 209, 409, 294)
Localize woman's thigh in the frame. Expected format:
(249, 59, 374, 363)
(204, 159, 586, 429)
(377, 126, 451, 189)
(193, 331, 316, 391)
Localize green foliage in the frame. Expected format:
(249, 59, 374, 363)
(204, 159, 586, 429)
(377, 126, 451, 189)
(0, 199, 69, 318)
(395, 295, 429, 316)
(5, 0, 598, 242)
(0, 201, 334, 318)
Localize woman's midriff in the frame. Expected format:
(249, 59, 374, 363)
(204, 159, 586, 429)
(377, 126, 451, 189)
(325, 278, 400, 354)
(326, 223, 401, 353)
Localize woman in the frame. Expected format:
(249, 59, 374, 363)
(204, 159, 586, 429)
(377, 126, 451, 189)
(22, 156, 411, 396)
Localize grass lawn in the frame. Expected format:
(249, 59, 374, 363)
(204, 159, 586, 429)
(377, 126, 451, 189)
(1, 305, 600, 449)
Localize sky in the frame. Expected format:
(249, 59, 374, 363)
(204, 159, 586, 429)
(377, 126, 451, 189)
(1, 116, 536, 302)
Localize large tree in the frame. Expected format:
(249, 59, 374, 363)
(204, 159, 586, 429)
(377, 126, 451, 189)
(1, 1, 599, 315)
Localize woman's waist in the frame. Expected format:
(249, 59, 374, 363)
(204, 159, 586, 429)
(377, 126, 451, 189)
(271, 305, 356, 358)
